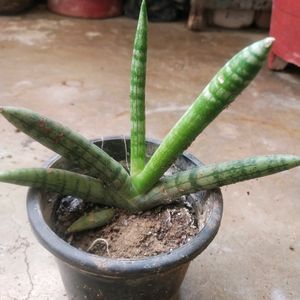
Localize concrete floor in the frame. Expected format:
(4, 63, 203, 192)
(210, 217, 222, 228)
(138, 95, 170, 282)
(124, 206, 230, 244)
(0, 6, 299, 300)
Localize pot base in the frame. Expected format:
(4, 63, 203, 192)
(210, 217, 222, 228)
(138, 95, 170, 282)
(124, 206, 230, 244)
(57, 258, 189, 300)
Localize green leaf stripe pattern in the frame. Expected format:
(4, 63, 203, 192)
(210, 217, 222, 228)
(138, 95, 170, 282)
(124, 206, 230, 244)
(0, 107, 130, 190)
(67, 208, 115, 233)
(135, 154, 300, 210)
(0, 168, 116, 205)
(132, 37, 275, 194)
(130, 0, 148, 176)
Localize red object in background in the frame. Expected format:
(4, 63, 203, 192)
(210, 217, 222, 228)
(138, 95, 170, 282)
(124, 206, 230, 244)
(268, 0, 300, 70)
(48, 0, 123, 19)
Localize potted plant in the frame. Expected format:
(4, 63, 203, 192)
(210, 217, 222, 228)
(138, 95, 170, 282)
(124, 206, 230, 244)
(0, 1, 299, 299)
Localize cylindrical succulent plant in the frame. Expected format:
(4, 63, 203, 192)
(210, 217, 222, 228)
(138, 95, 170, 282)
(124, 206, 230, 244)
(0, 0, 299, 232)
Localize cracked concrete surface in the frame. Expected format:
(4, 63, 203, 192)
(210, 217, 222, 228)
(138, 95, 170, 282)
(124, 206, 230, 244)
(0, 6, 300, 300)
(10, 236, 33, 300)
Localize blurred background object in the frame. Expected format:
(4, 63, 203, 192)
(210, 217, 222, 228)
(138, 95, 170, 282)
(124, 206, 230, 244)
(268, 0, 300, 70)
(188, 0, 272, 30)
(47, 0, 123, 19)
(0, 0, 34, 14)
(124, 0, 190, 21)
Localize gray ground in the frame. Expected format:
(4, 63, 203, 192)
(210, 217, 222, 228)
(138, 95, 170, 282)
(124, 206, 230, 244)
(0, 6, 299, 300)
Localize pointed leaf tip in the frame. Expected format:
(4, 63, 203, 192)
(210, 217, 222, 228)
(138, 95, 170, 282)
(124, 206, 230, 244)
(264, 37, 275, 48)
(0, 105, 8, 114)
(139, 0, 147, 18)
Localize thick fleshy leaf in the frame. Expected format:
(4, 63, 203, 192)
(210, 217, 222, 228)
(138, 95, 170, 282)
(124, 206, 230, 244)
(0, 106, 130, 190)
(0, 168, 115, 205)
(134, 154, 300, 210)
(67, 208, 115, 233)
(130, 0, 148, 176)
(133, 37, 275, 194)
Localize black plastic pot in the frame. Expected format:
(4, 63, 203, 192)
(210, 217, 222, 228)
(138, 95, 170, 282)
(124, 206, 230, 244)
(27, 137, 223, 300)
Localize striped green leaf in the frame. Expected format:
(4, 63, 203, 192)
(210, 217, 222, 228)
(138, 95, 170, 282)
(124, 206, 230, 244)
(67, 208, 115, 233)
(0, 106, 131, 191)
(0, 168, 116, 205)
(130, 0, 148, 176)
(132, 37, 275, 194)
(134, 154, 300, 210)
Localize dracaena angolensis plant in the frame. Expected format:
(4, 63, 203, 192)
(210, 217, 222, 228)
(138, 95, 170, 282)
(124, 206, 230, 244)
(0, 0, 300, 233)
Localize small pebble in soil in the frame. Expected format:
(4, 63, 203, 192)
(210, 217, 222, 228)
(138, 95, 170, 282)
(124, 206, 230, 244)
(54, 195, 93, 236)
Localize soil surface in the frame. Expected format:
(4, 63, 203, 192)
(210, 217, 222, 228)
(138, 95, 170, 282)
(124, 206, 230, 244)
(53, 197, 200, 259)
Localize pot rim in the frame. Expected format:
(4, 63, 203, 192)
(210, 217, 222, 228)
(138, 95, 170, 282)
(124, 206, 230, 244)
(27, 136, 223, 277)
